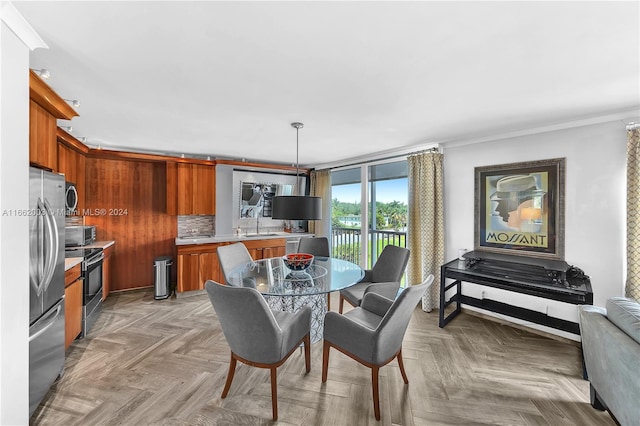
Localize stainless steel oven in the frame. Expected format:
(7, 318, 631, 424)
(65, 247, 103, 337)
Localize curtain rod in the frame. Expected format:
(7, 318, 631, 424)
(627, 122, 640, 130)
(408, 147, 441, 157)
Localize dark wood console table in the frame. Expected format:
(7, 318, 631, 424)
(439, 251, 593, 335)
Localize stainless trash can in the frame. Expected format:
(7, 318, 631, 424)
(153, 256, 173, 300)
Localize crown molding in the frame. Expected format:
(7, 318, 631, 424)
(440, 107, 640, 150)
(1, 2, 47, 51)
(312, 108, 640, 170)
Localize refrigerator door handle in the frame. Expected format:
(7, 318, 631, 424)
(33, 198, 47, 296)
(40, 198, 59, 294)
(28, 303, 63, 343)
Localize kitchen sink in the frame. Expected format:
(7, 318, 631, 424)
(179, 235, 214, 240)
(245, 233, 279, 237)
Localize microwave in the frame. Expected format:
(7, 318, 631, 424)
(65, 225, 96, 247)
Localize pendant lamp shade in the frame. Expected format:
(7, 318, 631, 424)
(271, 122, 322, 221)
(272, 195, 322, 220)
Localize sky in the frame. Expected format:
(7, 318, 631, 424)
(332, 178, 408, 204)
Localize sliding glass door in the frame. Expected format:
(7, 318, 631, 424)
(330, 167, 362, 264)
(331, 160, 408, 268)
(368, 161, 408, 268)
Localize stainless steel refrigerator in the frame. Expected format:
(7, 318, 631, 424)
(29, 167, 65, 417)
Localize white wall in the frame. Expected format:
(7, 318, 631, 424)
(0, 20, 31, 425)
(443, 120, 629, 337)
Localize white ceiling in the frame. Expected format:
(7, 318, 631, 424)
(15, 1, 640, 167)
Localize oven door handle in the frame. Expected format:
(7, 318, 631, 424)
(85, 253, 105, 268)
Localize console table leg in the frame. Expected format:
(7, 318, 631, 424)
(439, 270, 446, 327)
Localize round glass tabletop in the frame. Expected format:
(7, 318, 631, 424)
(227, 256, 364, 296)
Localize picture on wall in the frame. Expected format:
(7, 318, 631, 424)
(474, 158, 566, 259)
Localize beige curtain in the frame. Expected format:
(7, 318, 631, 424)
(627, 128, 640, 301)
(309, 169, 331, 237)
(407, 151, 445, 312)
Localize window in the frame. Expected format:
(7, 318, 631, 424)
(331, 160, 408, 268)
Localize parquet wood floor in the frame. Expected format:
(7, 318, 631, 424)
(30, 289, 616, 425)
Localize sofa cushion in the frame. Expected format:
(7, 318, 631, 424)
(606, 297, 640, 345)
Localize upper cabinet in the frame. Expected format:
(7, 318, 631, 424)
(57, 128, 88, 212)
(29, 101, 57, 170)
(29, 70, 78, 171)
(167, 162, 216, 215)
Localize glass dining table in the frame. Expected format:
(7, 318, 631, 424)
(227, 256, 364, 343)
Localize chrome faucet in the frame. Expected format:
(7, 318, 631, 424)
(256, 214, 260, 235)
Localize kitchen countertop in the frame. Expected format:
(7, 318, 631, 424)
(64, 240, 115, 271)
(65, 257, 82, 271)
(175, 232, 314, 246)
(81, 240, 115, 250)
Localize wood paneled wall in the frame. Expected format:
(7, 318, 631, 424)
(84, 157, 177, 291)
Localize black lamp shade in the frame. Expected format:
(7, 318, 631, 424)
(271, 196, 322, 220)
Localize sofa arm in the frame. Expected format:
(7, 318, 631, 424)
(579, 306, 640, 425)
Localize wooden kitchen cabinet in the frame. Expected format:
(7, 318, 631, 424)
(176, 239, 287, 293)
(29, 70, 78, 171)
(57, 136, 87, 212)
(177, 253, 201, 292)
(199, 252, 220, 286)
(29, 101, 58, 170)
(102, 244, 114, 300)
(177, 242, 228, 292)
(167, 162, 216, 215)
(64, 264, 82, 349)
(192, 164, 216, 215)
(244, 238, 287, 260)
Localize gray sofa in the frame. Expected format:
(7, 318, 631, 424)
(578, 297, 640, 426)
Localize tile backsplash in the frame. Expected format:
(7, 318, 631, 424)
(178, 215, 215, 237)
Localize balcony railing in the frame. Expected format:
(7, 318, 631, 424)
(331, 226, 407, 268)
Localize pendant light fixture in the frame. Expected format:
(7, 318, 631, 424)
(271, 122, 322, 221)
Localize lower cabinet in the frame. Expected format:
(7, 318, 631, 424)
(176, 238, 286, 292)
(244, 238, 287, 260)
(199, 252, 220, 286)
(177, 253, 201, 292)
(64, 264, 82, 350)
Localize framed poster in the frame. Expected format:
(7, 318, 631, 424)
(474, 158, 566, 259)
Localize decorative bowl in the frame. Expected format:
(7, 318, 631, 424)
(283, 253, 314, 271)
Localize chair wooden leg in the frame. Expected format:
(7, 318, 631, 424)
(322, 340, 330, 382)
(270, 366, 278, 420)
(339, 295, 344, 313)
(304, 333, 311, 373)
(327, 293, 331, 311)
(221, 352, 237, 398)
(397, 348, 409, 384)
(372, 365, 381, 421)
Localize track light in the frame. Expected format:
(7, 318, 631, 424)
(32, 68, 50, 79)
(63, 99, 80, 108)
(79, 137, 87, 143)
(60, 125, 72, 133)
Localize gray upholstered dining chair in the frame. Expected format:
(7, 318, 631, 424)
(217, 242, 252, 285)
(297, 236, 332, 309)
(297, 236, 330, 257)
(322, 276, 434, 421)
(339, 244, 410, 313)
(205, 280, 312, 421)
